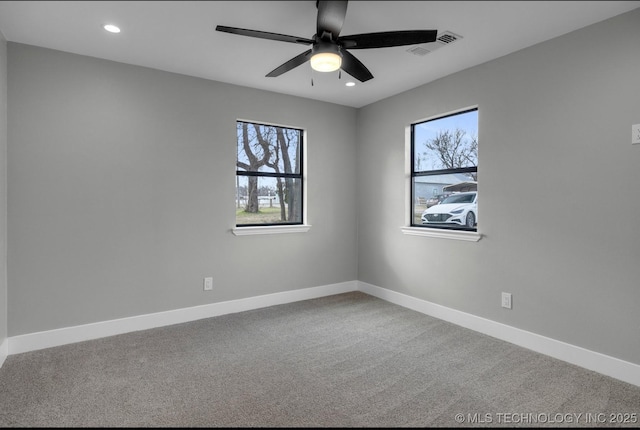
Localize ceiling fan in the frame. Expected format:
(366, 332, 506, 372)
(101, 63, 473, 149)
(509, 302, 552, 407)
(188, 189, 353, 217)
(216, 0, 438, 82)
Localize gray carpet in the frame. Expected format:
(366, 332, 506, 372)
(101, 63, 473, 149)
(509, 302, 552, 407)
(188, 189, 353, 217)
(0, 291, 639, 427)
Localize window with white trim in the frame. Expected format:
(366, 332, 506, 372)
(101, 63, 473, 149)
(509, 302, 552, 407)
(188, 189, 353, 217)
(411, 108, 478, 231)
(236, 121, 303, 226)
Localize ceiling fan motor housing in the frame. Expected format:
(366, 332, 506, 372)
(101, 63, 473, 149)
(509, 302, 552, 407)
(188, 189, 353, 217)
(312, 40, 341, 57)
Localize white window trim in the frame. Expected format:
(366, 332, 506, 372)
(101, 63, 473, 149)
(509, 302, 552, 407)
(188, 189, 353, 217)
(403, 109, 482, 242)
(234, 121, 309, 236)
(400, 226, 481, 242)
(232, 224, 312, 236)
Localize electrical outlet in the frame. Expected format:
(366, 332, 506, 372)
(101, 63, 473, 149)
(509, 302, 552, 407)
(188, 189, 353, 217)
(203, 277, 213, 291)
(501, 292, 512, 309)
(633, 124, 640, 145)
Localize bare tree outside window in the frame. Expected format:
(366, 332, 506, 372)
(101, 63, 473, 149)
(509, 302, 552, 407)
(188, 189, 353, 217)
(422, 128, 477, 170)
(236, 121, 303, 226)
(411, 109, 478, 230)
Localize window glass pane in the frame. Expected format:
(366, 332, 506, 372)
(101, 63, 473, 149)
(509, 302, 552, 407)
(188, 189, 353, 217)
(236, 120, 304, 227)
(413, 110, 478, 172)
(237, 122, 302, 174)
(235, 176, 302, 225)
(413, 176, 478, 229)
(411, 108, 478, 230)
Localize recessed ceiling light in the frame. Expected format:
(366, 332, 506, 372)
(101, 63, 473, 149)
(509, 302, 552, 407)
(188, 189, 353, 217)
(345, 82, 356, 87)
(103, 24, 121, 34)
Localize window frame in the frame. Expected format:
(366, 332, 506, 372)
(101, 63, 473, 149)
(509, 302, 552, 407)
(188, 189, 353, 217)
(403, 107, 481, 242)
(233, 119, 310, 235)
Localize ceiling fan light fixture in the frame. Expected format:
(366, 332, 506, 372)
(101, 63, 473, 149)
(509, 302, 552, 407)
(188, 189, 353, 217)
(310, 41, 342, 72)
(310, 51, 342, 72)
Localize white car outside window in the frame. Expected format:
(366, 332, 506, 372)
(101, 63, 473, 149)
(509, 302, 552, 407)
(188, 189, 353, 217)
(421, 191, 477, 228)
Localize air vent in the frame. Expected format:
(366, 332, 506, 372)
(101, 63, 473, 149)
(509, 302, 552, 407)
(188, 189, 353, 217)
(406, 31, 463, 56)
(436, 31, 462, 45)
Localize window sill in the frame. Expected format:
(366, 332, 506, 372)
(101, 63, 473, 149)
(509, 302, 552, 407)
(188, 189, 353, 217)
(232, 225, 312, 236)
(401, 226, 482, 242)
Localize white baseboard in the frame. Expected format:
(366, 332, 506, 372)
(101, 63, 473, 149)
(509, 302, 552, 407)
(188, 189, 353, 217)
(358, 281, 640, 388)
(8, 281, 358, 355)
(0, 338, 7, 368)
(7, 280, 640, 388)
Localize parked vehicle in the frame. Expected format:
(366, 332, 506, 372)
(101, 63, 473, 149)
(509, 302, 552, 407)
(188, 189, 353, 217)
(425, 193, 452, 208)
(421, 191, 477, 228)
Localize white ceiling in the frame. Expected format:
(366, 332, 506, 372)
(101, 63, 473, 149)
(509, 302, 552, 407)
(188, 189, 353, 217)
(0, 1, 638, 108)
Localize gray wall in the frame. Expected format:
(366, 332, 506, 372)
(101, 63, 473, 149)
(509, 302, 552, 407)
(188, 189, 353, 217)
(7, 43, 358, 336)
(0, 30, 6, 345)
(356, 8, 640, 365)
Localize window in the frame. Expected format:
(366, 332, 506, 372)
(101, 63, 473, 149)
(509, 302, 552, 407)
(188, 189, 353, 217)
(236, 121, 303, 227)
(411, 108, 478, 231)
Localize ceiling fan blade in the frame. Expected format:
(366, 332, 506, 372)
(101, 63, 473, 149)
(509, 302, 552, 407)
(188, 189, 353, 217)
(216, 25, 314, 45)
(339, 30, 438, 49)
(316, 0, 348, 40)
(266, 50, 313, 77)
(340, 50, 373, 82)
